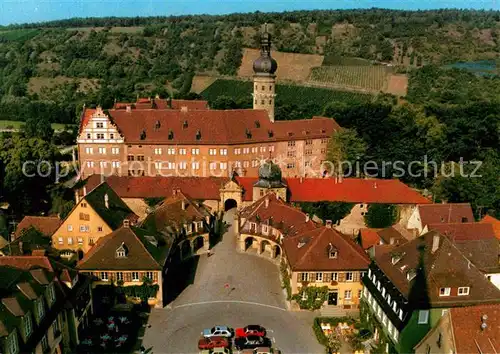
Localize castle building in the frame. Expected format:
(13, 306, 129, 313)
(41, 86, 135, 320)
(76, 28, 339, 179)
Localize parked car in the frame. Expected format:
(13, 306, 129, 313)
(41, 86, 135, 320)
(202, 326, 234, 338)
(241, 348, 277, 354)
(235, 325, 266, 338)
(234, 335, 272, 350)
(212, 347, 231, 354)
(198, 336, 229, 350)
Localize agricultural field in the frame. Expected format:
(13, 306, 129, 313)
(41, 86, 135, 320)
(0, 29, 40, 42)
(238, 48, 324, 82)
(309, 65, 390, 92)
(322, 54, 372, 66)
(201, 79, 371, 107)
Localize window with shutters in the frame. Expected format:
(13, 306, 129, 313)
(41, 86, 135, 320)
(346, 272, 353, 281)
(132, 272, 139, 281)
(300, 273, 308, 282)
(331, 272, 338, 281)
(315, 273, 323, 282)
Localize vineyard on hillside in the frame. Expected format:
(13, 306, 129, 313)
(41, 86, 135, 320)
(309, 65, 390, 92)
(201, 79, 372, 113)
(322, 55, 372, 66)
(0, 29, 40, 42)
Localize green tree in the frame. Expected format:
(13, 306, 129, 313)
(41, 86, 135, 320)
(364, 204, 398, 228)
(299, 202, 354, 224)
(326, 128, 367, 176)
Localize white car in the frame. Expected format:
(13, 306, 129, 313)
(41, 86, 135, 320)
(212, 348, 231, 354)
(202, 326, 234, 338)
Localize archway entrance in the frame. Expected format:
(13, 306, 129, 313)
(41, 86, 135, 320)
(273, 245, 281, 258)
(224, 199, 237, 211)
(260, 240, 271, 256)
(244, 237, 255, 251)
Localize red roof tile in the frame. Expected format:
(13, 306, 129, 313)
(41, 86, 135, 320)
(80, 107, 338, 144)
(240, 193, 317, 237)
(79, 108, 96, 133)
(14, 216, 62, 238)
(113, 98, 209, 110)
(82, 174, 228, 199)
(418, 203, 474, 226)
(480, 215, 500, 240)
(236, 176, 430, 204)
(0, 256, 54, 272)
(283, 226, 369, 271)
(360, 228, 383, 250)
(428, 223, 496, 241)
(450, 304, 500, 353)
(82, 175, 430, 205)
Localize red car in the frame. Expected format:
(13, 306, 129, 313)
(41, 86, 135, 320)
(198, 336, 229, 350)
(235, 325, 266, 338)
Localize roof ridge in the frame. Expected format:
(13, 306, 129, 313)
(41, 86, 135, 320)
(296, 227, 326, 266)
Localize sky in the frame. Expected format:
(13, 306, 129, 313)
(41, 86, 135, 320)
(0, 0, 498, 26)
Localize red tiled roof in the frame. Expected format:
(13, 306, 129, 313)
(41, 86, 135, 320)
(77, 226, 162, 271)
(14, 216, 62, 238)
(360, 228, 383, 250)
(80, 107, 338, 144)
(82, 174, 229, 199)
(0, 256, 54, 272)
(374, 231, 500, 305)
(81, 175, 430, 205)
(480, 215, 500, 240)
(450, 304, 500, 353)
(113, 98, 209, 110)
(79, 108, 96, 133)
(236, 177, 430, 204)
(285, 178, 430, 204)
(418, 203, 474, 226)
(428, 223, 496, 241)
(240, 193, 317, 237)
(283, 226, 369, 271)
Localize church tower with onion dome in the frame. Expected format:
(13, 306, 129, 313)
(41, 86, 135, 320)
(252, 25, 278, 122)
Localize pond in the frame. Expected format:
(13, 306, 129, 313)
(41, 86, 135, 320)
(443, 60, 497, 76)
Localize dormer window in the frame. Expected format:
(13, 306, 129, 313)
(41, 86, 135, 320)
(458, 287, 470, 296)
(439, 287, 451, 296)
(407, 269, 416, 281)
(328, 243, 338, 259)
(116, 243, 128, 258)
(96, 122, 104, 128)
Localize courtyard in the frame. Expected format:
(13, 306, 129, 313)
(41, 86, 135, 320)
(141, 209, 324, 353)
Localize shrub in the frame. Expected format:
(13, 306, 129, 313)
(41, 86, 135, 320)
(292, 286, 329, 310)
(279, 262, 292, 300)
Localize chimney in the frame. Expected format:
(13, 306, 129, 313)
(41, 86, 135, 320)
(182, 199, 186, 210)
(104, 193, 109, 208)
(83, 186, 87, 196)
(300, 176, 303, 184)
(305, 213, 310, 222)
(32, 249, 47, 256)
(390, 237, 395, 245)
(432, 234, 440, 253)
(181, 106, 188, 113)
(126, 105, 131, 113)
(374, 182, 377, 189)
(326, 220, 333, 228)
(265, 198, 269, 208)
(123, 219, 130, 228)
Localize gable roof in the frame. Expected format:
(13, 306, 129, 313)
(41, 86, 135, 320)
(449, 304, 500, 354)
(80, 175, 429, 205)
(14, 216, 61, 238)
(81, 174, 228, 200)
(283, 226, 369, 271)
(141, 191, 210, 234)
(77, 226, 164, 271)
(240, 193, 317, 237)
(480, 215, 500, 240)
(428, 222, 496, 241)
(113, 98, 209, 111)
(0, 257, 54, 272)
(374, 231, 500, 307)
(80, 107, 338, 145)
(83, 182, 138, 230)
(418, 203, 474, 227)
(360, 228, 383, 250)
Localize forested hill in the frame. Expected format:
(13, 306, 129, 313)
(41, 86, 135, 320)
(0, 8, 498, 125)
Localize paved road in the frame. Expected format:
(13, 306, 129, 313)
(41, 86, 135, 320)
(142, 209, 324, 354)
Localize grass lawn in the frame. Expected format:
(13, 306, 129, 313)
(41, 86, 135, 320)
(0, 120, 74, 131)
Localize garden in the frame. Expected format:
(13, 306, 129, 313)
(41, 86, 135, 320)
(313, 316, 373, 354)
